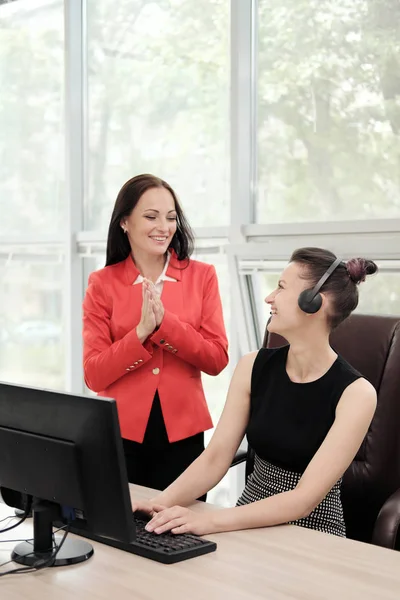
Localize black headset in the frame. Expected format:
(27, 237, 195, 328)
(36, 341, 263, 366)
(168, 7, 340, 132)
(298, 257, 343, 314)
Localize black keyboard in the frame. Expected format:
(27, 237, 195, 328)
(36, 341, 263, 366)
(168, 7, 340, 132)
(68, 514, 217, 564)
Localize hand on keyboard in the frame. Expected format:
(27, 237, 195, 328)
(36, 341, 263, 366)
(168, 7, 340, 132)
(131, 499, 167, 519)
(144, 505, 216, 536)
(132, 515, 217, 563)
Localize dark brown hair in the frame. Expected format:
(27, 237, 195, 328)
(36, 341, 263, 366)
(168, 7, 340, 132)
(290, 247, 378, 329)
(105, 174, 195, 266)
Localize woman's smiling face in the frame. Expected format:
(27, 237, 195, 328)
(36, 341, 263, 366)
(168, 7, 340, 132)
(121, 187, 177, 257)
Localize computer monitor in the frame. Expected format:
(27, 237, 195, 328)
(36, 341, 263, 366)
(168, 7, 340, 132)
(0, 382, 135, 567)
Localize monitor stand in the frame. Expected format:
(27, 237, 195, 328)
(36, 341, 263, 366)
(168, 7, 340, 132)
(11, 499, 94, 567)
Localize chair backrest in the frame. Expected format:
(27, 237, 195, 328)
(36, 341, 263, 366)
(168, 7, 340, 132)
(262, 313, 400, 543)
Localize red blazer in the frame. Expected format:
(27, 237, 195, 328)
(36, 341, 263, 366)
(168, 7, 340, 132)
(82, 252, 228, 443)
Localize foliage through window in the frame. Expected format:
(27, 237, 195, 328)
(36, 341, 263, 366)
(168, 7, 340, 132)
(0, 0, 64, 236)
(86, 0, 230, 231)
(257, 0, 400, 222)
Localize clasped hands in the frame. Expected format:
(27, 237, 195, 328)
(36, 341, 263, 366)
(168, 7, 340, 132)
(136, 279, 165, 340)
(131, 499, 216, 536)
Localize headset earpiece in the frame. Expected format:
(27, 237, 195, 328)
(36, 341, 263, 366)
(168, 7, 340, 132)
(298, 289, 323, 314)
(298, 257, 342, 314)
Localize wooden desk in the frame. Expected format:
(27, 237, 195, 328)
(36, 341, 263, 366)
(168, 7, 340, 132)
(1, 485, 400, 600)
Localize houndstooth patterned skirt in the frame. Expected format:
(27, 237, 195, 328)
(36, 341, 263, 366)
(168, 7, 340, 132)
(236, 453, 346, 537)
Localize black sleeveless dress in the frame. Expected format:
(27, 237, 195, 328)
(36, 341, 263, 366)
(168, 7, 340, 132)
(236, 346, 362, 537)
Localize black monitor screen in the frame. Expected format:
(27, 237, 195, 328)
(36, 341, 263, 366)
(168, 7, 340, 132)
(0, 382, 135, 566)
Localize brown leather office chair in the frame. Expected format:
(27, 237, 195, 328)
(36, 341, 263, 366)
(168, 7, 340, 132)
(232, 314, 400, 550)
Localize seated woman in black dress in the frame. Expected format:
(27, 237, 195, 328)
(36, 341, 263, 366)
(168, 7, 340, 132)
(131, 247, 378, 538)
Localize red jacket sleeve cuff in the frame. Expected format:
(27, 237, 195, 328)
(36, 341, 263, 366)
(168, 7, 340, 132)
(149, 311, 179, 353)
(123, 327, 154, 365)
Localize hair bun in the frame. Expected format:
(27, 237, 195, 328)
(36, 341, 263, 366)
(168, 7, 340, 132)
(346, 258, 378, 284)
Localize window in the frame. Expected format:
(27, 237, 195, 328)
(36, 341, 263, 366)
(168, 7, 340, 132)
(0, 0, 65, 390)
(0, 260, 65, 389)
(86, 0, 230, 231)
(257, 0, 400, 223)
(0, 0, 65, 236)
(356, 267, 400, 315)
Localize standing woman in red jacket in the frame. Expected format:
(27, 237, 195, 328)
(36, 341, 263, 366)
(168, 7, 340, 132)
(82, 174, 228, 493)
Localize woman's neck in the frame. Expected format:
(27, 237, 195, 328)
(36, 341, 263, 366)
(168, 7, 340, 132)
(285, 333, 337, 383)
(131, 249, 168, 283)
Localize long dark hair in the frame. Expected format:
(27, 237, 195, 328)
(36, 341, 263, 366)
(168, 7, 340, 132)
(290, 247, 378, 329)
(105, 174, 195, 266)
